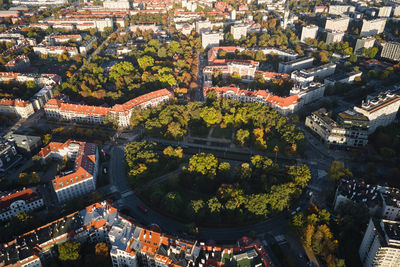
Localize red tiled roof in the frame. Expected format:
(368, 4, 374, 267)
(0, 98, 30, 107)
(0, 187, 41, 211)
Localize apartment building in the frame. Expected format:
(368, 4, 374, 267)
(355, 37, 375, 54)
(33, 46, 79, 57)
(46, 17, 114, 32)
(11, 0, 67, 5)
(0, 201, 273, 267)
(325, 16, 350, 32)
(0, 99, 34, 118)
(38, 140, 99, 203)
(329, 5, 355, 15)
(227, 61, 259, 80)
(359, 218, 400, 267)
(103, 0, 130, 9)
(300, 25, 318, 42)
(204, 86, 300, 115)
(324, 70, 362, 85)
(377, 6, 392, 17)
(0, 187, 44, 221)
(291, 63, 336, 84)
(361, 18, 387, 36)
(326, 31, 344, 44)
(0, 138, 19, 172)
(305, 108, 369, 148)
(278, 56, 314, 73)
(230, 24, 248, 40)
(44, 89, 174, 128)
(290, 82, 326, 105)
(381, 41, 400, 61)
(381, 187, 400, 220)
(333, 179, 381, 213)
(201, 31, 224, 49)
(354, 91, 400, 133)
(5, 55, 30, 71)
(79, 36, 97, 54)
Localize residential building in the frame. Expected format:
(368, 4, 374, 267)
(314, 6, 328, 13)
(0, 187, 44, 221)
(380, 41, 400, 61)
(11, 0, 67, 5)
(103, 0, 130, 9)
(305, 109, 370, 149)
(46, 17, 114, 32)
(38, 140, 99, 203)
(333, 179, 381, 213)
(33, 46, 79, 57)
(394, 5, 400, 17)
(290, 82, 326, 105)
(361, 18, 387, 36)
(355, 37, 375, 54)
(325, 16, 350, 32)
(0, 201, 274, 267)
(278, 56, 314, 73)
(201, 31, 224, 49)
(30, 86, 54, 110)
(377, 6, 392, 17)
(5, 55, 30, 71)
(0, 99, 34, 118)
(291, 63, 336, 84)
(329, 5, 355, 15)
(5, 134, 42, 156)
(204, 86, 300, 115)
(380, 187, 400, 220)
(0, 138, 20, 172)
(258, 47, 298, 60)
(324, 70, 362, 85)
(44, 89, 174, 128)
(195, 20, 211, 33)
(0, 72, 61, 86)
(300, 25, 318, 42)
(354, 91, 400, 133)
(79, 36, 97, 54)
(227, 61, 259, 81)
(230, 24, 248, 40)
(49, 34, 83, 44)
(325, 31, 344, 44)
(359, 218, 400, 267)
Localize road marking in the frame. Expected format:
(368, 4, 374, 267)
(121, 191, 134, 198)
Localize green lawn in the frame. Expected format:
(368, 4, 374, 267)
(211, 127, 232, 139)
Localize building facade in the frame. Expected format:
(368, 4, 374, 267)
(0, 138, 19, 172)
(0, 187, 44, 221)
(325, 16, 349, 32)
(381, 42, 400, 61)
(300, 25, 318, 42)
(0, 98, 34, 118)
(278, 57, 314, 73)
(230, 24, 248, 40)
(361, 18, 387, 36)
(355, 37, 375, 54)
(201, 31, 224, 49)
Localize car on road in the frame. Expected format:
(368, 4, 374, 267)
(137, 204, 148, 214)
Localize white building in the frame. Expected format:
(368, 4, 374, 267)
(326, 31, 344, 44)
(324, 70, 362, 85)
(201, 31, 224, 49)
(46, 17, 114, 32)
(325, 16, 350, 32)
(355, 37, 375, 54)
(381, 41, 400, 61)
(329, 5, 355, 15)
(305, 109, 370, 149)
(300, 25, 318, 42)
(38, 140, 99, 203)
(378, 6, 392, 17)
(291, 82, 326, 106)
(79, 36, 97, 54)
(195, 20, 211, 33)
(230, 24, 248, 40)
(33, 46, 79, 57)
(354, 91, 400, 133)
(361, 18, 387, 36)
(103, 0, 130, 9)
(291, 63, 336, 83)
(0, 99, 34, 118)
(359, 218, 400, 267)
(5, 55, 30, 71)
(11, 0, 67, 5)
(278, 56, 314, 73)
(380, 187, 400, 221)
(0, 187, 44, 221)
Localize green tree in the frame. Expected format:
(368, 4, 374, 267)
(109, 61, 135, 82)
(200, 107, 222, 126)
(26, 80, 36, 89)
(42, 134, 52, 145)
(235, 129, 250, 145)
(188, 153, 218, 177)
(158, 67, 177, 86)
(58, 241, 80, 261)
(237, 163, 252, 180)
(328, 161, 352, 180)
(208, 197, 223, 213)
(163, 146, 183, 159)
(158, 46, 167, 58)
(162, 192, 183, 214)
(137, 55, 154, 71)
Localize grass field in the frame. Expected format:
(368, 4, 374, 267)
(211, 127, 232, 139)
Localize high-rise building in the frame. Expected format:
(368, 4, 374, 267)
(201, 31, 224, 49)
(361, 18, 387, 36)
(354, 91, 400, 133)
(278, 56, 314, 73)
(326, 31, 344, 44)
(377, 6, 392, 17)
(325, 16, 350, 32)
(381, 41, 400, 61)
(230, 24, 248, 40)
(354, 37, 375, 54)
(359, 218, 400, 267)
(300, 25, 318, 42)
(329, 5, 355, 15)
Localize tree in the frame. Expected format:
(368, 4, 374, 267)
(158, 67, 177, 87)
(109, 61, 135, 82)
(187, 199, 206, 217)
(218, 162, 231, 178)
(58, 241, 80, 261)
(158, 46, 167, 58)
(208, 197, 223, 213)
(237, 163, 252, 180)
(42, 134, 52, 145)
(288, 165, 311, 188)
(26, 80, 36, 89)
(328, 161, 352, 180)
(188, 153, 218, 177)
(163, 146, 183, 159)
(137, 55, 154, 71)
(95, 242, 109, 259)
(162, 192, 183, 214)
(18, 173, 30, 185)
(200, 107, 222, 126)
(235, 129, 250, 145)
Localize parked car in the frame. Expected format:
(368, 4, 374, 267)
(137, 204, 148, 214)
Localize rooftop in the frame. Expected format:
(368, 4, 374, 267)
(336, 179, 381, 209)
